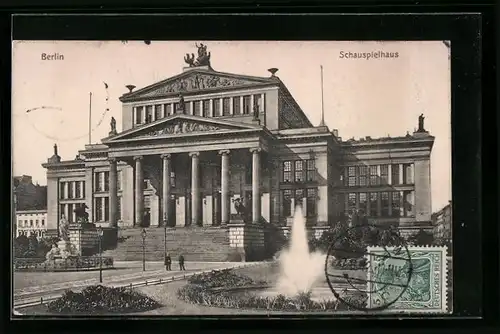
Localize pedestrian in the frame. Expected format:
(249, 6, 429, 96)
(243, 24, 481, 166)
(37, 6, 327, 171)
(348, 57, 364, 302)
(164, 253, 171, 271)
(178, 254, 186, 271)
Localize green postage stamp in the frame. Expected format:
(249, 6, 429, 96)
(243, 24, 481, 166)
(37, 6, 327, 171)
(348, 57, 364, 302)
(366, 246, 448, 313)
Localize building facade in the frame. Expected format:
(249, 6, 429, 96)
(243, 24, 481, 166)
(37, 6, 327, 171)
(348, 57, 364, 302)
(16, 210, 48, 239)
(432, 201, 452, 240)
(42, 46, 434, 236)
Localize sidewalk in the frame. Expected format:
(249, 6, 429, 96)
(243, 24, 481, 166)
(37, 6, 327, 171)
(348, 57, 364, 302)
(14, 261, 239, 292)
(14, 262, 246, 298)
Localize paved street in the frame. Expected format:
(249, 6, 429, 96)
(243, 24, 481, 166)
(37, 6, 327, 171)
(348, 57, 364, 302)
(14, 261, 244, 302)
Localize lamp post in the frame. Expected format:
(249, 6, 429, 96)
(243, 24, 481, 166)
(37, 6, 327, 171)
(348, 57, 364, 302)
(97, 227, 104, 283)
(141, 228, 147, 271)
(163, 213, 167, 263)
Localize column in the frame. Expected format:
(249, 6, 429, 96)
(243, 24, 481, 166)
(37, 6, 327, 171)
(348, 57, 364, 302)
(399, 164, 404, 184)
(133, 107, 137, 126)
(219, 150, 230, 225)
(250, 148, 261, 224)
(64, 182, 69, 199)
(240, 96, 244, 114)
(190, 152, 200, 226)
(209, 99, 214, 117)
(161, 154, 171, 226)
(388, 164, 392, 185)
(261, 93, 265, 111)
(229, 97, 234, 115)
(219, 98, 223, 116)
(134, 156, 144, 227)
(250, 95, 255, 112)
(400, 191, 405, 217)
(109, 158, 118, 227)
(161, 104, 166, 118)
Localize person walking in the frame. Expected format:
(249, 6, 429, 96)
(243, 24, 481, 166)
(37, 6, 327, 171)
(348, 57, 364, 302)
(178, 254, 186, 271)
(164, 253, 171, 271)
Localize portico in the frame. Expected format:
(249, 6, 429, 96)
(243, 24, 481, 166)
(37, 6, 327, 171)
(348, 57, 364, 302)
(102, 114, 271, 228)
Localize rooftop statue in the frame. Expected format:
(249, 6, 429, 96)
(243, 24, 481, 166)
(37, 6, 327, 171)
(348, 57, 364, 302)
(184, 43, 211, 67)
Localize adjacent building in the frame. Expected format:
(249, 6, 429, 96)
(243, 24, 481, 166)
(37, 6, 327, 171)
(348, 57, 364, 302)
(42, 45, 434, 237)
(16, 209, 48, 239)
(432, 201, 452, 240)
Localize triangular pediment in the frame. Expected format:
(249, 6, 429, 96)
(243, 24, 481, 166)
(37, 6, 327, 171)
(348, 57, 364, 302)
(120, 69, 276, 102)
(103, 115, 262, 142)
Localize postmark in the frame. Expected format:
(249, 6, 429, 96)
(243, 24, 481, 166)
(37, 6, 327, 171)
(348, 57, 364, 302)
(366, 246, 448, 313)
(324, 224, 413, 311)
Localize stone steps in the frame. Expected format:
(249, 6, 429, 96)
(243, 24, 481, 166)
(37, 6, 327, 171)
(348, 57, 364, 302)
(104, 227, 234, 262)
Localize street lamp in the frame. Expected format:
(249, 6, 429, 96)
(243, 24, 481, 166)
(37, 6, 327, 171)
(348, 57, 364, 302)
(141, 228, 147, 271)
(97, 227, 104, 283)
(163, 213, 167, 263)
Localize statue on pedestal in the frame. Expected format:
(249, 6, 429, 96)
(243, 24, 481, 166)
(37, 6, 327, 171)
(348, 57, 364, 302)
(233, 198, 250, 223)
(417, 113, 426, 132)
(109, 116, 117, 135)
(59, 215, 69, 241)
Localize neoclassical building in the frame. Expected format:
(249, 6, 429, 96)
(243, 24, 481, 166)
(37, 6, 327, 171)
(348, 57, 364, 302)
(42, 45, 434, 236)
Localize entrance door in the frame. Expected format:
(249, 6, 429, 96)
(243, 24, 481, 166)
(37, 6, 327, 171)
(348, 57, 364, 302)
(185, 193, 191, 226)
(213, 192, 221, 226)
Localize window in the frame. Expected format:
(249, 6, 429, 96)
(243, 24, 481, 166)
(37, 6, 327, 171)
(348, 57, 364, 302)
(306, 188, 317, 217)
(144, 180, 149, 190)
(283, 190, 292, 217)
(185, 101, 192, 115)
(95, 198, 101, 221)
(30, 220, 33, 227)
(60, 182, 65, 199)
(194, 101, 202, 116)
(170, 172, 176, 187)
(67, 203, 74, 223)
(75, 181, 81, 198)
(223, 97, 231, 116)
(203, 100, 211, 116)
(145, 106, 153, 123)
(36, 219, 39, 227)
(392, 191, 401, 217)
(403, 190, 415, 217)
(245, 165, 252, 184)
(306, 159, 316, 181)
(82, 182, 85, 198)
(41, 219, 45, 226)
(295, 160, 304, 182)
(283, 161, 292, 183)
(94, 173, 102, 192)
(348, 166, 356, 187)
(381, 192, 390, 217)
(17, 220, 22, 226)
(233, 96, 241, 115)
(369, 166, 378, 186)
(391, 164, 400, 185)
(136, 106, 143, 124)
(213, 99, 221, 116)
(254, 94, 263, 112)
(104, 197, 109, 222)
(155, 105, 162, 120)
(404, 163, 414, 184)
(359, 193, 367, 215)
(359, 166, 368, 186)
(295, 189, 305, 210)
(369, 192, 378, 216)
(104, 172, 110, 191)
(173, 103, 179, 113)
(68, 182, 74, 199)
(165, 104, 172, 116)
(380, 165, 389, 185)
(243, 95, 251, 114)
(347, 193, 356, 214)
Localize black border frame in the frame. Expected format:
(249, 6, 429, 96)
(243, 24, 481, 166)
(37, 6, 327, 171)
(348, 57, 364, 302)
(2, 3, 497, 333)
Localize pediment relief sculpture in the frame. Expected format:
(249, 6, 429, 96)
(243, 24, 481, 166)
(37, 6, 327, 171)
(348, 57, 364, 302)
(135, 120, 235, 138)
(142, 74, 256, 97)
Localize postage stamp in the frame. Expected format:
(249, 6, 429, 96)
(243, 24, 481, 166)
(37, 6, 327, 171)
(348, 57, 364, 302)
(366, 246, 448, 313)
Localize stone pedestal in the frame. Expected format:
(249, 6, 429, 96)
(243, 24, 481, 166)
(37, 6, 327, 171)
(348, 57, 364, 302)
(68, 224, 100, 256)
(228, 223, 265, 261)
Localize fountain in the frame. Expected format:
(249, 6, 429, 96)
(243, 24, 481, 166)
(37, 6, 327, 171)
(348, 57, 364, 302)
(255, 206, 333, 301)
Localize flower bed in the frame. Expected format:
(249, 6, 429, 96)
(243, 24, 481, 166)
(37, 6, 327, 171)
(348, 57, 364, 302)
(47, 285, 161, 314)
(177, 269, 366, 311)
(14, 256, 114, 272)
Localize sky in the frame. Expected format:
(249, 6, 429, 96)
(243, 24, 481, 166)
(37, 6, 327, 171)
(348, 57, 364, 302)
(12, 40, 451, 211)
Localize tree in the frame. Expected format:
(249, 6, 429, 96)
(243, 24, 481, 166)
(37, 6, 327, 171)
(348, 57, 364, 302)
(14, 235, 29, 258)
(408, 229, 434, 246)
